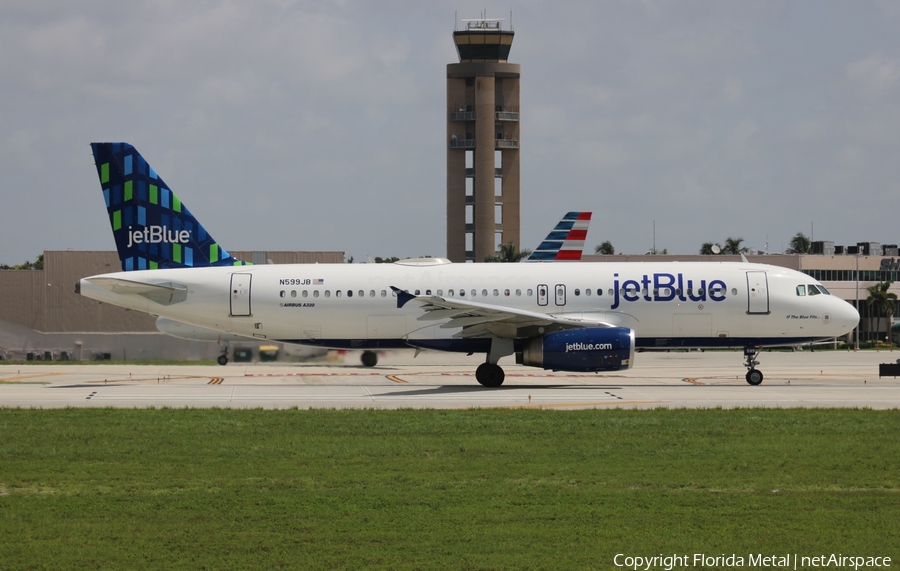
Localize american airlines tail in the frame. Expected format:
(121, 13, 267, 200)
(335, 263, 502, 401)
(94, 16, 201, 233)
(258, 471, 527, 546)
(90, 142, 249, 271)
(526, 212, 591, 261)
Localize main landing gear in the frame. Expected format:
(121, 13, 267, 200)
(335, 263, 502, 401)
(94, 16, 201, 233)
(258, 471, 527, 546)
(361, 351, 378, 367)
(475, 363, 505, 387)
(475, 338, 514, 387)
(744, 346, 763, 385)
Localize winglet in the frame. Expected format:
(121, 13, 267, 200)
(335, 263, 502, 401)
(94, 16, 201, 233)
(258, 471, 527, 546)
(391, 286, 416, 308)
(90, 142, 249, 271)
(527, 212, 592, 261)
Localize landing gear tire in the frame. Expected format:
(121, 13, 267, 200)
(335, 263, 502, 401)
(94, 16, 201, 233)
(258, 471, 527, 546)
(476, 363, 505, 387)
(746, 369, 763, 386)
(361, 351, 378, 367)
(217, 355, 228, 366)
(743, 346, 763, 385)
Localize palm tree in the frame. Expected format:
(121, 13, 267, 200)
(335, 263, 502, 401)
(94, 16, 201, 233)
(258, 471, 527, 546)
(786, 232, 811, 254)
(723, 237, 749, 255)
(699, 242, 722, 255)
(866, 281, 897, 343)
(484, 242, 531, 263)
(595, 241, 615, 255)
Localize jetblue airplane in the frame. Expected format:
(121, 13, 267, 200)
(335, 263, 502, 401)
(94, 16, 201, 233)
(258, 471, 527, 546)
(77, 143, 859, 386)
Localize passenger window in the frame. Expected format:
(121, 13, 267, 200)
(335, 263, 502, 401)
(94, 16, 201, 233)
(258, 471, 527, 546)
(526, 289, 533, 296)
(448, 289, 455, 296)
(346, 290, 352, 297)
(516, 289, 522, 296)
(335, 290, 341, 298)
(504, 289, 510, 296)
(359, 290, 364, 298)
(369, 290, 375, 297)
(597, 289, 603, 297)
(608, 289, 614, 296)
(574, 289, 581, 296)
(482, 289, 488, 297)
(471, 290, 476, 297)
(324, 291, 331, 298)
(291, 290, 297, 298)
(381, 290, 387, 297)
(279, 291, 285, 298)
(437, 289, 443, 296)
(585, 288, 591, 296)
(426, 289, 432, 295)
(731, 288, 737, 296)
(415, 289, 421, 295)
(313, 290, 320, 298)
(302, 290, 308, 298)
(492, 289, 499, 297)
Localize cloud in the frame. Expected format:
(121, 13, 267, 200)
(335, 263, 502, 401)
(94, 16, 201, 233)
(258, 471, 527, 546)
(722, 76, 743, 103)
(846, 52, 900, 100)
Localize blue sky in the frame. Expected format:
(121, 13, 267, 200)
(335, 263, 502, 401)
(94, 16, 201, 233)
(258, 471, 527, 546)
(2, 0, 899, 264)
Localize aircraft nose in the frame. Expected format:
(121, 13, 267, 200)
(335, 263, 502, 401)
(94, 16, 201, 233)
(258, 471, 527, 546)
(834, 299, 860, 332)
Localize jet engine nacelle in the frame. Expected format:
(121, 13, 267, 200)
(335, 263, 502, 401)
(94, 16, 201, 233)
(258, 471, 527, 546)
(518, 327, 635, 372)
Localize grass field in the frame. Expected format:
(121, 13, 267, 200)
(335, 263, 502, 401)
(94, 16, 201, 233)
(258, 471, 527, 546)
(1, 408, 898, 570)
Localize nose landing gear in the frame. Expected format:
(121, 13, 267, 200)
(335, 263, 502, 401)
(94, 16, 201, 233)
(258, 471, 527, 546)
(744, 346, 763, 385)
(216, 340, 230, 366)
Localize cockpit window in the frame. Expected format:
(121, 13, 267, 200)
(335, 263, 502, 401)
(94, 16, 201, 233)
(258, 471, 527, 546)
(806, 284, 833, 296)
(796, 285, 806, 296)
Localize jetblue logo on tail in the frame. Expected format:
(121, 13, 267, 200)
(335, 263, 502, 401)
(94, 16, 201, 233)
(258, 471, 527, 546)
(91, 142, 248, 271)
(127, 226, 191, 248)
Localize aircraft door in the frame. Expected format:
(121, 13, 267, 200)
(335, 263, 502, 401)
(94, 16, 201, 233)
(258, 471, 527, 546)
(537, 284, 549, 306)
(746, 271, 769, 314)
(230, 273, 252, 317)
(555, 284, 567, 306)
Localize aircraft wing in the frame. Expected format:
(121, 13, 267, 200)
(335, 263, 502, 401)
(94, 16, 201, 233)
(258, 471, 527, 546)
(391, 286, 617, 339)
(85, 277, 188, 305)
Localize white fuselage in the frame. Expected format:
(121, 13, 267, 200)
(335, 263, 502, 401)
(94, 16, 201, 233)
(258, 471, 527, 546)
(79, 260, 859, 352)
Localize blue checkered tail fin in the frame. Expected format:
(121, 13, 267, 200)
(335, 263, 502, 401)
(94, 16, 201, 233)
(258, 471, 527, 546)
(90, 142, 249, 271)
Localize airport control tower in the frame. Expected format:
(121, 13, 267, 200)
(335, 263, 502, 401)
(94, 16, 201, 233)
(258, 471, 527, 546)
(447, 17, 520, 262)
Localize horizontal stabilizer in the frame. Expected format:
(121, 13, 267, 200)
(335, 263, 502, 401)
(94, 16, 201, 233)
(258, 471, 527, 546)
(86, 277, 188, 305)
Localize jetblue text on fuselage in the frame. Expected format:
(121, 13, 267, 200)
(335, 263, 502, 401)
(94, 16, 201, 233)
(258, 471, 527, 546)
(126, 226, 191, 249)
(610, 273, 727, 310)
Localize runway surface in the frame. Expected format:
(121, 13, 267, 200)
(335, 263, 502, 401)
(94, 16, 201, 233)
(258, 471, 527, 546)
(2, 349, 900, 409)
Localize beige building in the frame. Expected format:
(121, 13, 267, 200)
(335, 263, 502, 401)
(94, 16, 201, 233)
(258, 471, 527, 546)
(0, 250, 343, 361)
(447, 17, 520, 262)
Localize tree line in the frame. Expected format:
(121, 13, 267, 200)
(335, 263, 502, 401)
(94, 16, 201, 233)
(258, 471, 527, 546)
(593, 232, 813, 256)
